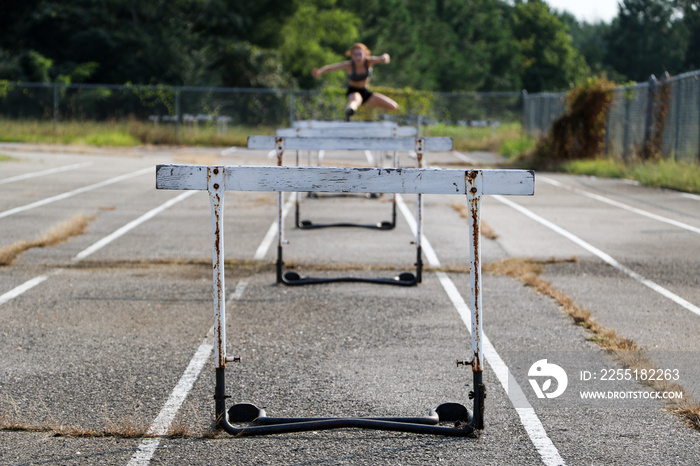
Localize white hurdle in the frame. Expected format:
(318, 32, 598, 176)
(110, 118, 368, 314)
(155, 163, 534, 437)
(292, 119, 398, 129)
(248, 136, 453, 285)
(277, 125, 417, 166)
(274, 125, 419, 231)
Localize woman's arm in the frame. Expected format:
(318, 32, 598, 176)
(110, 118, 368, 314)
(367, 53, 390, 66)
(312, 61, 350, 78)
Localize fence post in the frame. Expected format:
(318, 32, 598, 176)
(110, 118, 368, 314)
(175, 89, 181, 138)
(698, 76, 700, 162)
(53, 84, 59, 128)
(521, 90, 528, 134)
(673, 79, 681, 160)
(289, 92, 295, 126)
(642, 74, 657, 157)
(623, 90, 631, 161)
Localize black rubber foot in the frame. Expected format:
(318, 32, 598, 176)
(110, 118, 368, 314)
(435, 403, 472, 423)
(229, 403, 264, 423)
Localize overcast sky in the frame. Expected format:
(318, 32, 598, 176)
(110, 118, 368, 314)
(545, 0, 620, 23)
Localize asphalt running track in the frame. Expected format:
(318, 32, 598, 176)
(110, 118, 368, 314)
(1, 144, 699, 465)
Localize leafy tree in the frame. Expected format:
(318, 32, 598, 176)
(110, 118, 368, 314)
(605, 0, 688, 82)
(673, 0, 700, 70)
(337, 0, 521, 92)
(510, 0, 589, 92)
(279, 0, 360, 89)
(0, 0, 299, 87)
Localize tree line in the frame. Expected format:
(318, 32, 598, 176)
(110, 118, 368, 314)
(1, 0, 698, 93)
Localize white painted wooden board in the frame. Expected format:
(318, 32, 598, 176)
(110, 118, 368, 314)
(276, 127, 418, 137)
(155, 165, 534, 196)
(292, 120, 398, 129)
(248, 136, 453, 152)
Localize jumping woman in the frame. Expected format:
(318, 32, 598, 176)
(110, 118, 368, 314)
(312, 43, 399, 120)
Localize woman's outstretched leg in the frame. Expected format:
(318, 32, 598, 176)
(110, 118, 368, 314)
(367, 93, 398, 111)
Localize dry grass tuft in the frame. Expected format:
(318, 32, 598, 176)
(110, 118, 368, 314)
(486, 256, 700, 430)
(485, 257, 637, 351)
(0, 214, 95, 265)
(36, 214, 94, 247)
(0, 240, 33, 265)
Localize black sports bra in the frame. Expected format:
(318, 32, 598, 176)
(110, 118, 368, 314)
(348, 60, 372, 81)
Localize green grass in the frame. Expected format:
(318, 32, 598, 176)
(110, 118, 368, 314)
(425, 121, 528, 154)
(560, 158, 700, 194)
(559, 158, 628, 178)
(2, 118, 699, 194)
(500, 135, 536, 159)
(0, 118, 272, 148)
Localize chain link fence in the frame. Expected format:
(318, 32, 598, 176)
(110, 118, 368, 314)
(0, 81, 523, 131)
(523, 69, 700, 162)
(3, 74, 699, 162)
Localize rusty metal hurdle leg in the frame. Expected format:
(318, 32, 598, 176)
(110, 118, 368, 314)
(466, 170, 485, 429)
(208, 166, 479, 437)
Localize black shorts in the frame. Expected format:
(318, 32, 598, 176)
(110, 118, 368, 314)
(346, 86, 373, 104)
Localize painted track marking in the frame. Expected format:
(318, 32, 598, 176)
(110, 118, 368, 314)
(126, 281, 249, 466)
(493, 194, 700, 318)
(0, 167, 152, 219)
(1, 191, 196, 305)
(0, 162, 93, 185)
(396, 193, 566, 466)
(540, 176, 700, 235)
(129, 195, 295, 464)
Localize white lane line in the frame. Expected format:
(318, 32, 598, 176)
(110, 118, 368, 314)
(0, 162, 93, 185)
(451, 152, 478, 164)
(364, 150, 375, 164)
(494, 195, 700, 318)
(0, 191, 196, 306)
(220, 147, 237, 156)
(127, 280, 249, 466)
(540, 176, 700, 235)
(0, 275, 50, 306)
(0, 167, 152, 219)
(254, 193, 296, 260)
(396, 194, 565, 466)
(130, 195, 288, 464)
(437, 271, 566, 466)
(679, 192, 700, 201)
(73, 191, 197, 261)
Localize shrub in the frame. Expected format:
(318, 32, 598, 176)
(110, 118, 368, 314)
(528, 77, 616, 169)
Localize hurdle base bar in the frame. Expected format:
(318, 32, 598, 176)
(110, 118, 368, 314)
(215, 367, 481, 437)
(296, 195, 396, 231)
(307, 192, 383, 199)
(276, 245, 421, 287)
(295, 204, 396, 230)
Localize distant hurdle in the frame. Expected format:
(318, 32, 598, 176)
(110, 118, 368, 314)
(292, 119, 398, 129)
(155, 163, 535, 437)
(274, 124, 419, 232)
(247, 135, 453, 286)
